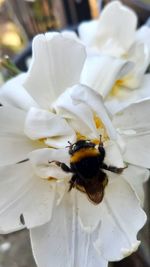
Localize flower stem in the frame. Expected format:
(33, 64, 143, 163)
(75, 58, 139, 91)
(0, 55, 21, 77)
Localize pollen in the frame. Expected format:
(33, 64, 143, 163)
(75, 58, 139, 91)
(76, 132, 87, 141)
(94, 114, 105, 129)
(94, 114, 109, 142)
(76, 114, 109, 145)
(39, 138, 46, 142)
(110, 79, 124, 96)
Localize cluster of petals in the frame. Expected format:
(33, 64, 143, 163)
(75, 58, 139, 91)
(79, 0, 150, 114)
(0, 3, 150, 267)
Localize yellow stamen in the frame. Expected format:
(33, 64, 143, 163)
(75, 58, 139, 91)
(39, 138, 46, 142)
(110, 79, 125, 96)
(76, 132, 87, 141)
(94, 114, 105, 129)
(93, 114, 109, 142)
(92, 139, 100, 145)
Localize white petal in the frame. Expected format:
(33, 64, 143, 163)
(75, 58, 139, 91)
(136, 25, 150, 47)
(0, 106, 26, 134)
(122, 165, 149, 205)
(94, 175, 146, 261)
(53, 86, 98, 139)
(0, 136, 45, 166)
(24, 33, 86, 109)
(29, 148, 71, 179)
(136, 26, 150, 71)
(122, 135, 150, 168)
(0, 162, 56, 233)
(0, 73, 37, 111)
(81, 54, 133, 98)
(25, 107, 76, 148)
(113, 98, 150, 167)
(70, 84, 117, 140)
(61, 30, 80, 42)
(113, 98, 150, 134)
(95, 1, 137, 56)
(30, 190, 107, 267)
(104, 140, 124, 168)
(125, 42, 149, 87)
(78, 19, 99, 46)
(0, 106, 43, 166)
(75, 189, 102, 232)
(106, 74, 150, 115)
(136, 74, 150, 99)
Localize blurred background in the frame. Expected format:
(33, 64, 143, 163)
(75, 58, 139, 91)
(0, 0, 150, 63)
(0, 0, 150, 266)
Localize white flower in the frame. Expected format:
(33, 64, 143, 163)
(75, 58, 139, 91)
(78, 1, 150, 61)
(0, 91, 147, 266)
(78, 1, 150, 114)
(28, 85, 149, 266)
(0, 32, 149, 267)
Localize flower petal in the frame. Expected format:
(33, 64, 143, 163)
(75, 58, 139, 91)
(95, 1, 137, 56)
(0, 73, 37, 111)
(78, 19, 99, 47)
(0, 106, 43, 166)
(113, 98, 150, 134)
(29, 148, 71, 179)
(24, 33, 86, 109)
(104, 140, 125, 168)
(81, 54, 133, 98)
(113, 98, 150, 168)
(61, 30, 80, 42)
(76, 189, 102, 232)
(25, 107, 76, 148)
(30, 190, 108, 267)
(124, 42, 149, 88)
(79, 1, 137, 57)
(122, 164, 149, 205)
(106, 74, 150, 115)
(53, 85, 98, 139)
(94, 175, 146, 261)
(70, 84, 117, 140)
(0, 106, 26, 134)
(135, 25, 150, 72)
(0, 162, 56, 233)
(122, 135, 150, 169)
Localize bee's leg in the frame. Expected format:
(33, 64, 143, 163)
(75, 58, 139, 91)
(49, 161, 72, 173)
(98, 143, 105, 162)
(101, 163, 128, 174)
(68, 174, 77, 191)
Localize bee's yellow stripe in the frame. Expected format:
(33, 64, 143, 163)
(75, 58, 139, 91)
(70, 148, 99, 163)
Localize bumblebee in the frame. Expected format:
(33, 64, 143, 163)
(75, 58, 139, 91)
(50, 139, 125, 204)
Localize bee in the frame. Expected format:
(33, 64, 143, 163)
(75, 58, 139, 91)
(50, 139, 125, 204)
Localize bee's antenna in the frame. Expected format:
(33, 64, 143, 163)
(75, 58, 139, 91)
(65, 141, 72, 148)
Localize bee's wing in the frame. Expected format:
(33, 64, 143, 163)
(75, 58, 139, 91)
(83, 171, 108, 205)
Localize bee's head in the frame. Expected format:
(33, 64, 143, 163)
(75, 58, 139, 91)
(69, 140, 96, 155)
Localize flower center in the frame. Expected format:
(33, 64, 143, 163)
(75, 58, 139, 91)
(76, 114, 109, 144)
